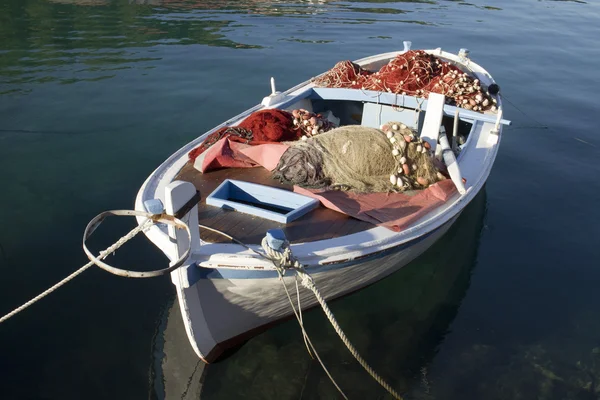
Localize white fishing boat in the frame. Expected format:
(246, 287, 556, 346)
(134, 44, 510, 363)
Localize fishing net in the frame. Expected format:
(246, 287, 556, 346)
(312, 60, 373, 89)
(273, 124, 445, 193)
(188, 126, 252, 162)
(381, 121, 446, 189)
(291, 108, 337, 139)
(270, 140, 331, 188)
(188, 109, 301, 162)
(313, 50, 497, 112)
(237, 109, 298, 142)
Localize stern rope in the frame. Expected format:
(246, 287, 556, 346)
(261, 238, 403, 400)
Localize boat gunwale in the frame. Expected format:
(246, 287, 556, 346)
(192, 218, 453, 279)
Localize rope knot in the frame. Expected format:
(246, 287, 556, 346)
(299, 271, 314, 290)
(260, 230, 402, 399)
(261, 236, 296, 274)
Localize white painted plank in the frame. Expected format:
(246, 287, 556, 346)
(438, 134, 466, 195)
(361, 102, 421, 131)
(165, 181, 201, 287)
(419, 92, 446, 151)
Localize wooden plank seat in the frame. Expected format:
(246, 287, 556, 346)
(175, 162, 373, 244)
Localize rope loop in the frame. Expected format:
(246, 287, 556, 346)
(0, 210, 184, 324)
(82, 210, 192, 278)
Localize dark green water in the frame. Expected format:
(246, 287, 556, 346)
(1, 0, 600, 399)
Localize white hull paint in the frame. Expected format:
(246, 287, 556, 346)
(176, 216, 456, 361)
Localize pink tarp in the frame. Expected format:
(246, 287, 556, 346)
(239, 143, 290, 171)
(294, 181, 456, 232)
(193, 138, 289, 172)
(194, 138, 456, 231)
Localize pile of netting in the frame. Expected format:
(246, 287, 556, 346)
(292, 108, 337, 140)
(310, 60, 372, 90)
(188, 126, 253, 161)
(188, 108, 337, 162)
(381, 121, 446, 189)
(272, 123, 445, 193)
(313, 50, 497, 112)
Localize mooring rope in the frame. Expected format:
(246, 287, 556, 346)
(261, 237, 404, 400)
(2, 205, 402, 399)
(197, 223, 402, 398)
(0, 218, 154, 324)
(197, 224, 347, 398)
(275, 264, 349, 399)
(1, 209, 192, 324)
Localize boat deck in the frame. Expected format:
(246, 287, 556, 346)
(176, 162, 373, 244)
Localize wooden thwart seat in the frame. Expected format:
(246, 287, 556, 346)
(176, 162, 373, 244)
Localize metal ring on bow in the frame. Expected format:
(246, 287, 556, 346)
(82, 210, 191, 278)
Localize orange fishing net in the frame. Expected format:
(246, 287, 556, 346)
(313, 50, 497, 112)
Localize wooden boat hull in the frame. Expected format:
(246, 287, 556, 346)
(174, 215, 456, 362)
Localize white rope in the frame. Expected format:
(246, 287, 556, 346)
(196, 225, 347, 397)
(261, 238, 403, 400)
(0, 219, 154, 324)
(297, 269, 402, 399)
(275, 265, 349, 400)
(195, 224, 402, 397)
(295, 277, 314, 360)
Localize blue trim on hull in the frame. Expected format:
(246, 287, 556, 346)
(274, 87, 511, 126)
(196, 223, 445, 280)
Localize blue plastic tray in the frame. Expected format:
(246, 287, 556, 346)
(205, 179, 319, 224)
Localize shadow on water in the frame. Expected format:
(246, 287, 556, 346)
(151, 188, 489, 399)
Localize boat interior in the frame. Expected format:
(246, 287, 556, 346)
(175, 92, 476, 245)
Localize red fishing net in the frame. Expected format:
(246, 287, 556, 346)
(237, 109, 299, 142)
(312, 60, 372, 89)
(188, 126, 252, 162)
(188, 109, 304, 162)
(314, 50, 496, 112)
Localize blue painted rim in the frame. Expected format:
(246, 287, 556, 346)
(196, 223, 443, 280)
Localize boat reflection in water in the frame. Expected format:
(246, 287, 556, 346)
(150, 189, 488, 400)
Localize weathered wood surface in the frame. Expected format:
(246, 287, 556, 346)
(176, 163, 372, 244)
